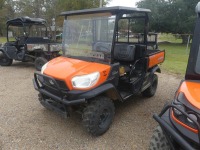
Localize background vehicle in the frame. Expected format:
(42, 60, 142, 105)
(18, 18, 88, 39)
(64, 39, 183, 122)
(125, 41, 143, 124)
(149, 2, 200, 150)
(33, 6, 165, 136)
(0, 16, 61, 70)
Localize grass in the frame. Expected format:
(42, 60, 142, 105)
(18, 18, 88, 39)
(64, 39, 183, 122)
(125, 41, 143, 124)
(158, 43, 190, 76)
(0, 37, 7, 43)
(158, 33, 183, 43)
(157, 33, 191, 76)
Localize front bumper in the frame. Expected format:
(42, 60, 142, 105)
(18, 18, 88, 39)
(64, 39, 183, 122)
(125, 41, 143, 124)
(33, 72, 86, 106)
(154, 104, 200, 150)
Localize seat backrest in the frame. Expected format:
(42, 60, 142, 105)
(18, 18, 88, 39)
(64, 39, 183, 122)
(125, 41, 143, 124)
(134, 44, 146, 60)
(26, 37, 50, 44)
(114, 44, 136, 62)
(18, 36, 27, 45)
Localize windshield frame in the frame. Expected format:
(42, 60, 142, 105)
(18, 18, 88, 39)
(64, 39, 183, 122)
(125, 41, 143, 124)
(62, 13, 117, 64)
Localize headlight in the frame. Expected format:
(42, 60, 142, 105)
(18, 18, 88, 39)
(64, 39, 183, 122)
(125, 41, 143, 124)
(41, 62, 48, 74)
(72, 72, 100, 89)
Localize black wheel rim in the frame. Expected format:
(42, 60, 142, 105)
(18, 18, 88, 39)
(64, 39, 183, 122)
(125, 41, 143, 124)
(38, 62, 43, 68)
(98, 109, 111, 129)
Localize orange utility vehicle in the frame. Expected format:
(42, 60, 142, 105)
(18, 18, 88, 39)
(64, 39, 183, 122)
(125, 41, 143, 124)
(33, 7, 165, 136)
(149, 2, 200, 150)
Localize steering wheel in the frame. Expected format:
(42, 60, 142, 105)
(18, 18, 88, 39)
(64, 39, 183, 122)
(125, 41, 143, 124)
(94, 42, 111, 53)
(15, 36, 20, 41)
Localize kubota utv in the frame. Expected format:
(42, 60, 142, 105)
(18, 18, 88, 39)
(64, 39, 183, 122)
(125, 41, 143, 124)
(149, 2, 200, 150)
(33, 6, 165, 136)
(0, 17, 61, 70)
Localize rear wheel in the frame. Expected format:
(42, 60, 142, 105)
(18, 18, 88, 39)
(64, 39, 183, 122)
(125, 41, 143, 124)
(82, 97, 115, 136)
(34, 57, 48, 71)
(142, 74, 158, 97)
(149, 126, 171, 150)
(0, 51, 13, 66)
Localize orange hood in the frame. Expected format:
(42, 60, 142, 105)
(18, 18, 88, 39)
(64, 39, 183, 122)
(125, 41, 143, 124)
(178, 81, 200, 109)
(43, 56, 111, 90)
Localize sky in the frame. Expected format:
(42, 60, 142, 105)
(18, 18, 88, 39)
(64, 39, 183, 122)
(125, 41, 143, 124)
(107, 0, 140, 7)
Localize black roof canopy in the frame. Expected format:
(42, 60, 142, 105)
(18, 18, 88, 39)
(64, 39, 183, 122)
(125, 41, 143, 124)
(60, 6, 151, 16)
(6, 16, 47, 27)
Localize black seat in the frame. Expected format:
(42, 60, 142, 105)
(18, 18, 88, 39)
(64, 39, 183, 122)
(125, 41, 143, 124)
(114, 44, 146, 74)
(114, 44, 136, 62)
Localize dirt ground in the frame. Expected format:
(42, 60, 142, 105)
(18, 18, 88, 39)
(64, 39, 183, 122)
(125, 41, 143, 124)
(0, 62, 181, 150)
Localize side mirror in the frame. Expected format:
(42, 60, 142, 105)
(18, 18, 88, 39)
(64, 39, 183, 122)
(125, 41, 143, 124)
(195, 2, 200, 17)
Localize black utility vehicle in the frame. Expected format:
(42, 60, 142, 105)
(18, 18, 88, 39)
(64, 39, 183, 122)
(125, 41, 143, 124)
(0, 17, 61, 70)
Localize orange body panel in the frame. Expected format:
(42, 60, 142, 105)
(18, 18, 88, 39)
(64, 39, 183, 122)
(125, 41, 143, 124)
(178, 81, 200, 109)
(171, 111, 198, 134)
(148, 51, 165, 68)
(44, 56, 111, 91)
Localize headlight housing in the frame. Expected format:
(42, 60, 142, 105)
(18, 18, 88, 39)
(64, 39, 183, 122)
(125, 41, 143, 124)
(172, 92, 198, 132)
(173, 104, 185, 116)
(41, 62, 48, 74)
(72, 72, 100, 89)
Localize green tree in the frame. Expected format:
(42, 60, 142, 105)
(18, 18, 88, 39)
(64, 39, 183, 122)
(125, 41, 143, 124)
(0, 0, 16, 36)
(137, 0, 199, 43)
(0, 0, 110, 36)
(55, 0, 110, 25)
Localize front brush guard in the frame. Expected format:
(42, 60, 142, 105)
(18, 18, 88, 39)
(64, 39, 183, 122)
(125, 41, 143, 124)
(153, 104, 200, 150)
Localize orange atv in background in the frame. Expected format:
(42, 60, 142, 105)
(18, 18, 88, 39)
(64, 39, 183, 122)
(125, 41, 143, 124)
(33, 6, 165, 136)
(149, 2, 200, 150)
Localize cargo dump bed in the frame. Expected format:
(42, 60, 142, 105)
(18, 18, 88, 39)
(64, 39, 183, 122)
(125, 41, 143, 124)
(147, 49, 165, 68)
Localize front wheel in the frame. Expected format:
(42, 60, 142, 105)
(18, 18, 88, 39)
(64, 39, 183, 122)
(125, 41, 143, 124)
(142, 74, 158, 97)
(82, 97, 115, 136)
(0, 51, 13, 66)
(34, 57, 48, 71)
(149, 126, 171, 150)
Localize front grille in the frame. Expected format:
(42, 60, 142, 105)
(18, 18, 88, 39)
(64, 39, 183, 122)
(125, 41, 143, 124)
(37, 75, 69, 91)
(56, 79, 68, 90)
(43, 85, 61, 97)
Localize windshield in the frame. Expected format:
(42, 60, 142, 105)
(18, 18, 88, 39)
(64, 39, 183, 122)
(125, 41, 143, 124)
(28, 24, 47, 37)
(62, 13, 116, 63)
(8, 24, 47, 42)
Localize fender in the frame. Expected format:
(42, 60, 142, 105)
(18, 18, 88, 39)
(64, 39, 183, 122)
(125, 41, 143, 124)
(143, 65, 160, 89)
(0, 47, 9, 58)
(150, 65, 161, 75)
(68, 83, 123, 101)
(0, 46, 17, 59)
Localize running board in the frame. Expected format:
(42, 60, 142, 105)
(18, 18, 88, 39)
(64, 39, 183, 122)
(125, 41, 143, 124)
(119, 91, 134, 101)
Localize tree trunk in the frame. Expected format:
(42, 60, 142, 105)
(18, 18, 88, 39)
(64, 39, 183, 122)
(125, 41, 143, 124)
(181, 35, 189, 44)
